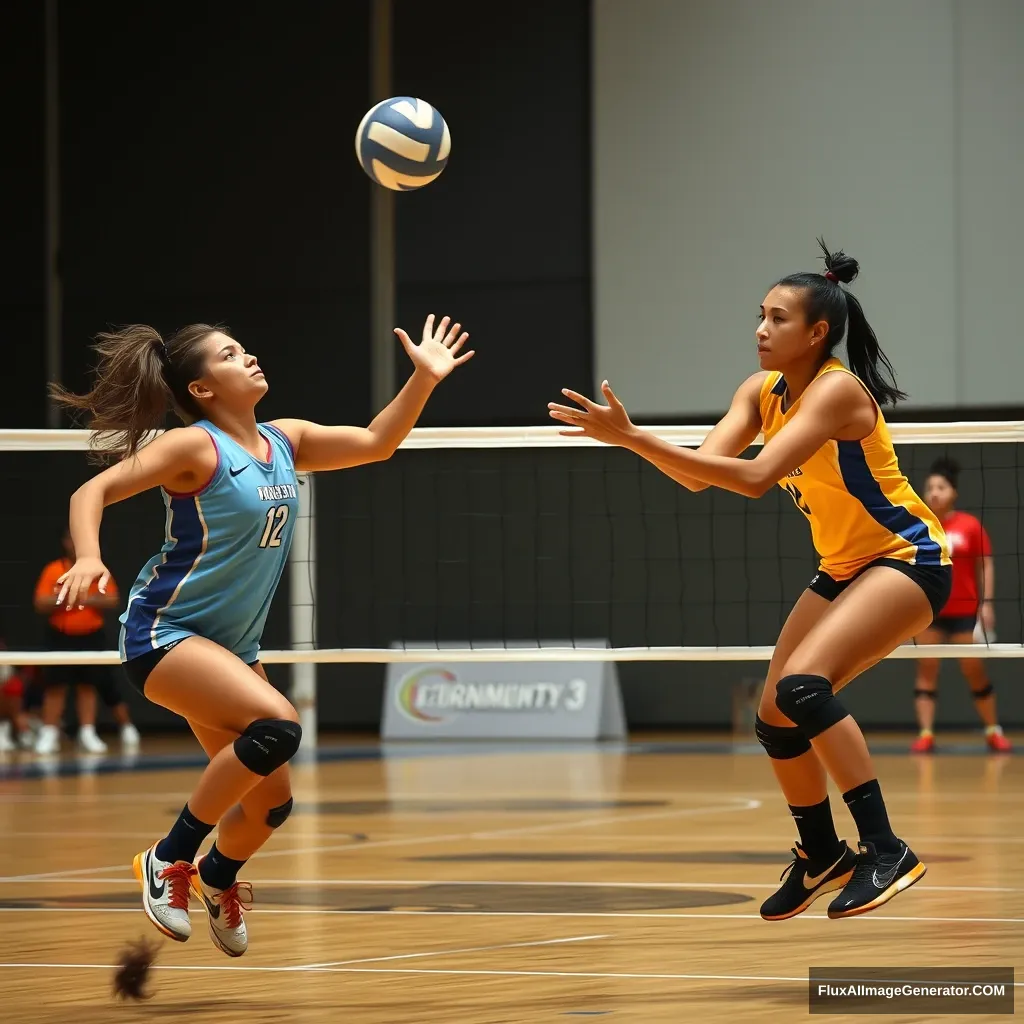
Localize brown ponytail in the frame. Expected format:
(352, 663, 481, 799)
(50, 323, 219, 463)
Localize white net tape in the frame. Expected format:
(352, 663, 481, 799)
(2, 424, 1021, 664)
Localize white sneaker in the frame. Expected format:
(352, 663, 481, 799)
(121, 724, 141, 751)
(34, 725, 60, 756)
(77, 725, 108, 754)
(132, 844, 194, 942)
(0, 722, 14, 753)
(191, 858, 251, 957)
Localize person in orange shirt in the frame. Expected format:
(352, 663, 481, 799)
(33, 529, 141, 755)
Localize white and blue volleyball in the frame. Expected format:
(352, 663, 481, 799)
(355, 97, 451, 191)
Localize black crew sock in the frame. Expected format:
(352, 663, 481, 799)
(155, 803, 215, 864)
(788, 797, 842, 863)
(199, 842, 248, 890)
(842, 779, 901, 855)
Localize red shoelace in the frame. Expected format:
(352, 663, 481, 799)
(158, 862, 197, 911)
(217, 881, 254, 929)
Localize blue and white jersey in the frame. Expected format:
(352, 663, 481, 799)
(119, 421, 299, 664)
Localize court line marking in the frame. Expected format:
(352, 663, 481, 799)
(0, 797, 761, 883)
(2, 830, 1023, 846)
(1, 788, 1019, 804)
(469, 799, 762, 839)
(0, 907, 1019, 923)
(3, 877, 1021, 895)
(297, 933, 609, 970)
(0, 961, 1020, 987)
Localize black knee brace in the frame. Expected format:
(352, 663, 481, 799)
(914, 688, 936, 700)
(754, 714, 812, 759)
(775, 674, 849, 739)
(266, 796, 294, 828)
(971, 684, 994, 699)
(234, 718, 302, 776)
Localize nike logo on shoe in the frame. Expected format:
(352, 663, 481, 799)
(803, 850, 847, 889)
(147, 852, 166, 901)
(872, 846, 908, 889)
(229, 465, 249, 477)
(201, 891, 222, 920)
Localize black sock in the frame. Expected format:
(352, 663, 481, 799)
(788, 797, 841, 863)
(155, 803, 215, 865)
(843, 779, 900, 855)
(199, 842, 248, 890)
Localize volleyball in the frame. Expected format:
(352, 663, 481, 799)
(355, 97, 451, 191)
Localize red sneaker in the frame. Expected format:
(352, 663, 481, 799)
(986, 731, 1012, 753)
(910, 733, 934, 754)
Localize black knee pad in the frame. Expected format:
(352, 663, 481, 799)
(266, 796, 294, 828)
(754, 715, 811, 759)
(775, 674, 849, 740)
(233, 718, 302, 776)
(914, 688, 936, 700)
(971, 684, 994, 699)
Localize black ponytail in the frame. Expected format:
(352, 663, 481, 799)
(776, 238, 906, 406)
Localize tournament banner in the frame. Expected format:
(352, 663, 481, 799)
(381, 641, 626, 741)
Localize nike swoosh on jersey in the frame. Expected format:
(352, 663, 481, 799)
(229, 465, 249, 476)
(872, 846, 908, 889)
(803, 851, 846, 889)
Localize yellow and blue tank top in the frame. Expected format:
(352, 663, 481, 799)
(759, 359, 949, 580)
(119, 421, 299, 664)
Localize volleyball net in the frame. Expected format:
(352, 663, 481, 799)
(0, 422, 1022, 669)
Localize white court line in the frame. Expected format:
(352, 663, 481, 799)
(3, 830, 1021, 846)
(0, 797, 761, 883)
(298, 933, 608, 969)
(3, 877, 1021, 895)
(0, 961, 1020, 987)
(0, 907, 1019, 923)
(470, 799, 762, 839)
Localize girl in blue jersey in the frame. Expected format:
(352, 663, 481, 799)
(51, 314, 472, 957)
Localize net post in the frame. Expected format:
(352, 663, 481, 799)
(370, 0, 396, 414)
(44, 0, 62, 427)
(289, 473, 318, 750)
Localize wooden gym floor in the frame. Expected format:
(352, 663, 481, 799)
(0, 734, 1019, 1022)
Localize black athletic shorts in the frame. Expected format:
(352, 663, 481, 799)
(122, 639, 258, 697)
(808, 557, 952, 620)
(931, 613, 977, 636)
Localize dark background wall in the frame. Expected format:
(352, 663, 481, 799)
(2, 2, 1018, 733)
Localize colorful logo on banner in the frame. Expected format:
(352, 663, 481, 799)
(395, 667, 588, 725)
(397, 668, 457, 723)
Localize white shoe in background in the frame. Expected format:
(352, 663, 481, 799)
(0, 722, 14, 753)
(77, 725, 108, 754)
(121, 724, 141, 751)
(34, 724, 61, 756)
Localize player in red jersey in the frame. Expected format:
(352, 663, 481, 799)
(911, 458, 1010, 752)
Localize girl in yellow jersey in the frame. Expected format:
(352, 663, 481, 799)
(549, 240, 951, 922)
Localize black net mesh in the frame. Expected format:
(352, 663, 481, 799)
(313, 440, 1024, 652)
(0, 438, 1020, 656)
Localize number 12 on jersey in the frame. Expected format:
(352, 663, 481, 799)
(259, 505, 290, 548)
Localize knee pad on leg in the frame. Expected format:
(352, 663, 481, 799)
(914, 688, 936, 700)
(775, 674, 849, 739)
(233, 718, 302, 776)
(754, 715, 811, 759)
(266, 796, 294, 828)
(971, 683, 994, 699)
